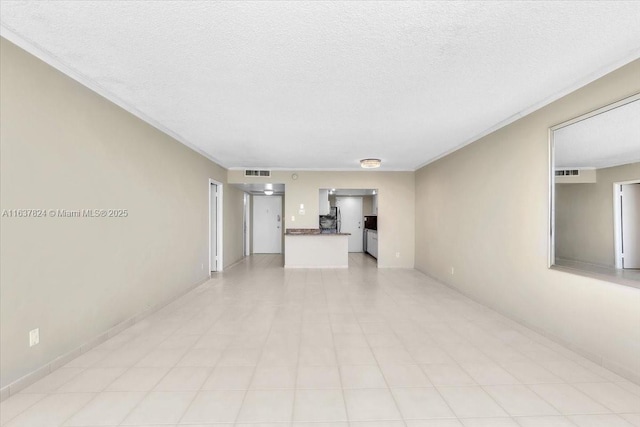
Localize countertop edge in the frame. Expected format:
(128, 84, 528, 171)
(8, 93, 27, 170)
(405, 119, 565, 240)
(285, 228, 351, 236)
(285, 233, 351, 236)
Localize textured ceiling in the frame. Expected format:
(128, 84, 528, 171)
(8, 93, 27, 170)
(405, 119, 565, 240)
(554, 99, 640, 169)
(1, 1, 640, 171)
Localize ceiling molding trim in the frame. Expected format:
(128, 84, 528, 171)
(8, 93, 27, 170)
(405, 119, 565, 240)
(414, 48, 640, 172)
(0, 24, 229, 169)
(227, 167, 414, 172)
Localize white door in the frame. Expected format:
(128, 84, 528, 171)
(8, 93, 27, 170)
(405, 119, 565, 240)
(253, 195, 282, 253)
(621, 183, 640, 269)
(336, 197, 363, 252)
(210, 183, 218, 271)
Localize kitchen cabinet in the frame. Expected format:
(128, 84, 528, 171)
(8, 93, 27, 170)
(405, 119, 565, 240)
(366, 230, 378, 259)
(285, 232, 349, 268)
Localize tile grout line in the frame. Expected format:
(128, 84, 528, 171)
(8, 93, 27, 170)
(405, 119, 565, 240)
(2, 364, 90, 424)
(31, 321, 194, 427)
(348, 274, 407, 426)
(104, 294, 219, 426)
(289, 269, 310, 425)
(229, 276, 285, 425)
(5, 255, 638, 426)
(321, 268, 352, 425)
(171, 312, 231, 425)
(360, 266, 503, 425)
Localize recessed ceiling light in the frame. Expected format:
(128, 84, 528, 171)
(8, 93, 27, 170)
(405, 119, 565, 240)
(360, 158, 381, 169)
(264, 190, 274, 196)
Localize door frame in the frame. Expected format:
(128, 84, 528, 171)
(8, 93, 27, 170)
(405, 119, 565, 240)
(614, 179, 640, 269)
(209, 179, 224, 273)
(244, 193, 251, 256)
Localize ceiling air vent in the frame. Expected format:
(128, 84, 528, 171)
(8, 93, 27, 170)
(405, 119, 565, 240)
(244, 169, 271, 177)
(555, 169, 580, 177)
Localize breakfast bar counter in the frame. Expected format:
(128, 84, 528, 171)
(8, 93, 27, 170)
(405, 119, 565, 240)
(285, 228, 351, 268)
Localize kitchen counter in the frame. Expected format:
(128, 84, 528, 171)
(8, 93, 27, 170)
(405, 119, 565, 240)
(285, 229, 349, 268)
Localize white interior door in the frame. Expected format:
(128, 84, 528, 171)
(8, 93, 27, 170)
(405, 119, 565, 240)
(621, 183, 640, 269)
(253, 195, 282, 254)
(336, 197, 363, 252)
(210, 183, 218, 271)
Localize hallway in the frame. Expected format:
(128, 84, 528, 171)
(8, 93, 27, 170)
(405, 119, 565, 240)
(2, 255, 639, 426)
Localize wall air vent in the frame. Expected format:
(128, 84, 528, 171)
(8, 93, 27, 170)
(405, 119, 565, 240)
(555, 169, 580, 177)
(244, 169, 271, 177)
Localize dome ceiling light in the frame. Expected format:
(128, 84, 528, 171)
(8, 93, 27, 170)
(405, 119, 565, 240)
(360, 158, 381, 169)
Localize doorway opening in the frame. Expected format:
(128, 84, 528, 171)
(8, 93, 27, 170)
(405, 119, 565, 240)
(614, 180, 640, 269)
(209, 179, 224, 273)
(231, 183, 285, 257)
(322, 188, 378, 264)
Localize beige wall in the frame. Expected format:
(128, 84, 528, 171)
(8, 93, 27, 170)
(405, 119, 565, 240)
(556, 162, 640, 267)
(229, 171, 415, 268)
(362, 195, 374, 216)
(0, 38, 244, 388)
(223, 186, 245, 266)
(415, 59, 640, 382)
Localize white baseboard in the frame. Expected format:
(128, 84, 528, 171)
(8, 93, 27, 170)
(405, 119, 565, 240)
(284, 265, 348, 269)
(0, 274, 211, 402)
(221, 257, 246, 271)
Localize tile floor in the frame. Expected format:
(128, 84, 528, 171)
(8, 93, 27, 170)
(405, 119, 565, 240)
(2, 254, 640, 426)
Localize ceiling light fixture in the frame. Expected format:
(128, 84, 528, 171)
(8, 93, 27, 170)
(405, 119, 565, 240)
(264, 190, 274, 196)
(360, 158, 381, 169)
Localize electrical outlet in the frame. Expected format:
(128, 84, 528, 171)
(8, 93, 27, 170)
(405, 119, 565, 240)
(396, 252, 400, 258)
(29, 328, 39, 347)
(451, 267, 455, 275)
(201, 263, 204, 270)
(291, 216, 295, 222)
